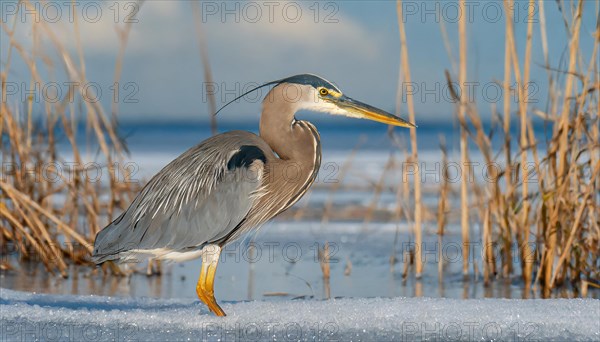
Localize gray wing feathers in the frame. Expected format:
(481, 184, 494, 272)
(92, 131, 266, 263)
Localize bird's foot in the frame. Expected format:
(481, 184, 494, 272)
(196, 289, 226, 317)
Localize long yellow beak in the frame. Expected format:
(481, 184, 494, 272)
(335, 95, 416, 128)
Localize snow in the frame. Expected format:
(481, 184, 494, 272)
(1, 288, 598, 341)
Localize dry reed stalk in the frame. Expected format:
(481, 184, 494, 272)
(401, 153, 411, 224)
(437, 137, 450, 279)
(537, 0, 557, 120)
(291, 191, 312, 221)
(503, 0, 536, 290)
(471, 100, 502, 284)
(401, 249, 414, 281)
(0, 181, 91, 250)
(0, 205, 48, 265)
(396, 0, 423, 278)
(500, 0, 516, 279)
(246, 242, 256, 300)
(363, 154, 394, 230)
(318, 242, 331, 299)
(192, 1, 217, 135)
(443, 68, 474, 279)
(111, 0, 142, 122)
(389, 143, 410, 272)
(526, 116, 546, 290)
(519, 0, 536, 289)
(482, 207, 495, 286)
(319, 139, 363, 225)
(458, 0, 470, 277)
(344, 257, 352, 276)
(551, 188, 594, 286)
(438, 13, 457, 74)
(1, 183, 67, 275)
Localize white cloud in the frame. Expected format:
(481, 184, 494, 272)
(64, 1, 378, 60)
(2, 1, 389, 119)
(5, 1, 380, 69)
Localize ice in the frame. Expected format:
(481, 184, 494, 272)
(1, 288, 598, 341)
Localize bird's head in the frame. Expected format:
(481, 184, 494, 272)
(215, 73, 416, 128)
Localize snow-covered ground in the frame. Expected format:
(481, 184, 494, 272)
(1, 288, 598, 341)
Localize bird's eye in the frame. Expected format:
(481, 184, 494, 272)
(319, 88, 329, 96)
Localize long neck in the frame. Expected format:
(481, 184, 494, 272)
(257, 84, 322, 217)
(259, 85, 320, 161)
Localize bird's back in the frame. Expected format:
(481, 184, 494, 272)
(92, 130, 272, 263)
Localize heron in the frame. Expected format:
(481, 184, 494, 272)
(92, 74, 415, 316)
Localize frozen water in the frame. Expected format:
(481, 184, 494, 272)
(1, 288, 598, 341)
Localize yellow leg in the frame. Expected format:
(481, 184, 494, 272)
(196, 245, 226, 316)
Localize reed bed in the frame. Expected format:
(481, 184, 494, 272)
(393, 0, 599, 298)
(1, 0, 138, 276)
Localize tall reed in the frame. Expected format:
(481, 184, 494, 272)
(396, 0, 423, 278)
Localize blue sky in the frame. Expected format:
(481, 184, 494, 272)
(1, 1, 597, 125)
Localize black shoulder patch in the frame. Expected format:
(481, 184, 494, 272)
(227, 145, 267, 171)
